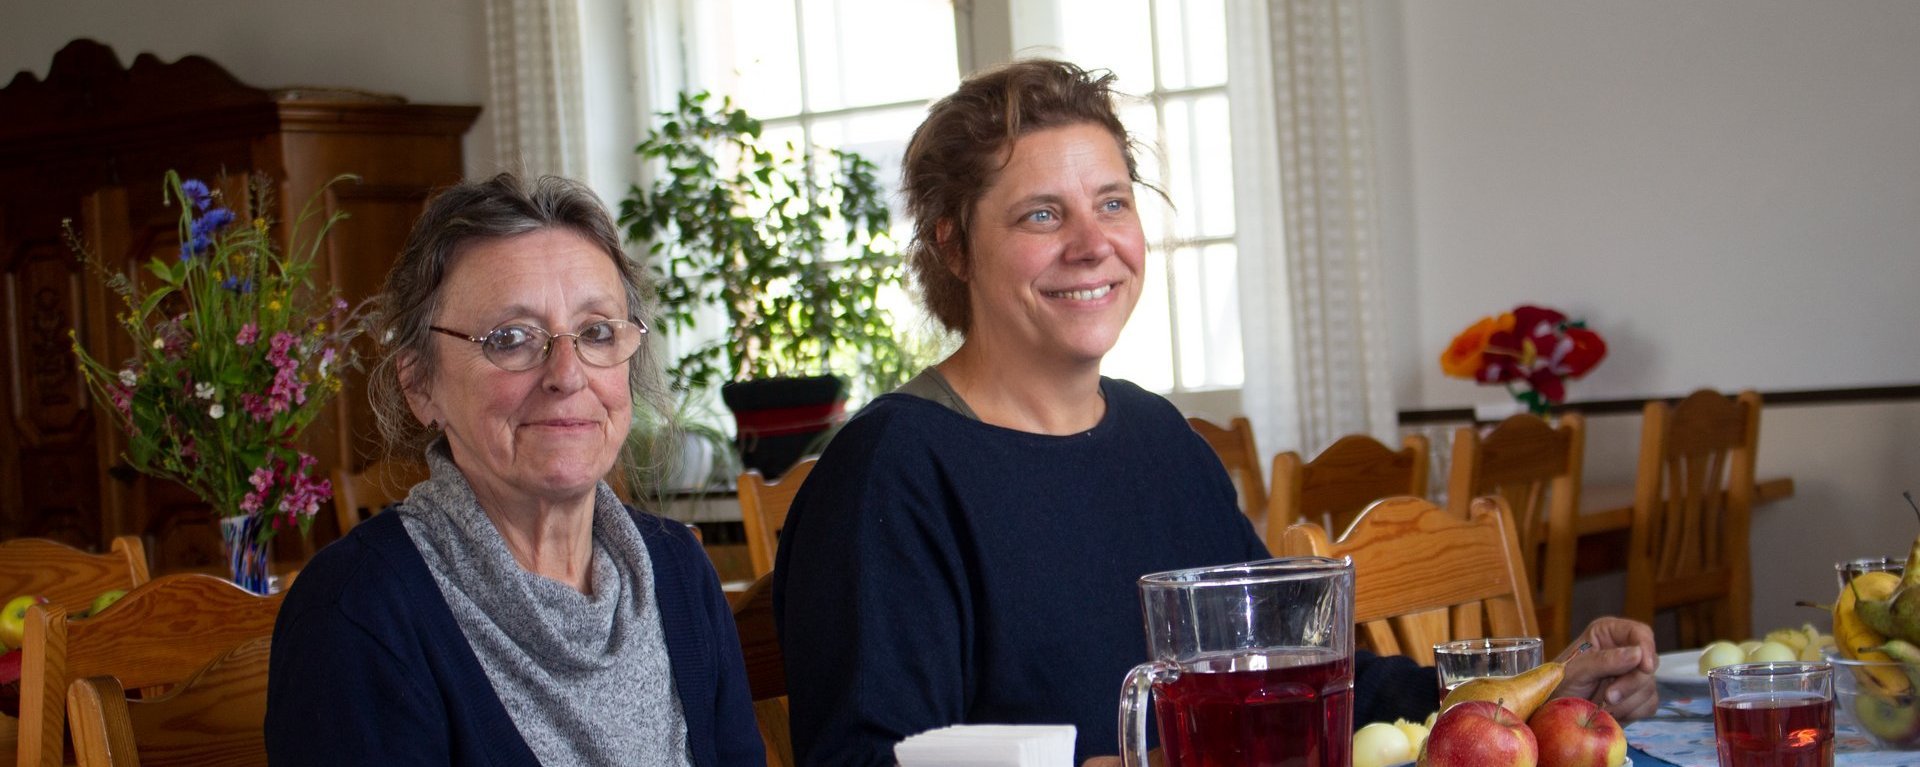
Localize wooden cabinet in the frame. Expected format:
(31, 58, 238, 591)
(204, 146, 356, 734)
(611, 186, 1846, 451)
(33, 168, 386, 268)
(0, 39, 477, 570)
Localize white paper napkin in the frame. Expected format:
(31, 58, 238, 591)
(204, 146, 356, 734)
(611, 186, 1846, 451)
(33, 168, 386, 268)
(893, 724, 1078, 767)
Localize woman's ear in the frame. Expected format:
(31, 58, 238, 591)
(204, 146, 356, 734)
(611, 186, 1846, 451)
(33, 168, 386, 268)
(397, 352, 442, 430)
(936, 219, 968, 281)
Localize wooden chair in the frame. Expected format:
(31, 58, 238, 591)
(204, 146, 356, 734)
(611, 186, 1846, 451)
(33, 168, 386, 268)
(1187, 416, 1268, 523)
(1279, 495, 1537, 665)
(0, 536, 150, 615)
(331, 459, 429, 536)
(17, 573, 285, 767)
(1268, 434, 1430, 545)
(1624, 390, 1762, 648)
(731, 574, 792, 767)
(66, 636, 271, 767)
(1447, 413, 1585, 651)
(738, 458, 817, 579)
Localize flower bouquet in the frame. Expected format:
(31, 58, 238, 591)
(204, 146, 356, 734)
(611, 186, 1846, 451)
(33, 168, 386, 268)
(1440, 305, 1606, 416)
(69, 172, 363, 593)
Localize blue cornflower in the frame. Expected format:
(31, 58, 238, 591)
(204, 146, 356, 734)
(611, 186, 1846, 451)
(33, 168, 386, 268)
(180, 179, 214, 211)
(222, 276, 256, 293)
(178, 234, 211, 261)
(191, 208, 236, 240)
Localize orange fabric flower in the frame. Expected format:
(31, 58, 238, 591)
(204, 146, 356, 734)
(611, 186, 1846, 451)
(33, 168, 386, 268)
(1439, 313, 1514, 379)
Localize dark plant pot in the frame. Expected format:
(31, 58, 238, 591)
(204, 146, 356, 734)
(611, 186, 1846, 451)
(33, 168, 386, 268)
(721, 375, 847, 480)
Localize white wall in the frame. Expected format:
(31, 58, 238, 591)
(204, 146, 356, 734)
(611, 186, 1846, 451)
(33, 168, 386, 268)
(1369, 0, 1920, 643)
(0, 0, 496, 178)
(1370, 0, 1920, 411)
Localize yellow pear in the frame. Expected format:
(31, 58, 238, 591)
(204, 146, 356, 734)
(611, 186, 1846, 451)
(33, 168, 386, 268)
(1439, 661, 1566, 721)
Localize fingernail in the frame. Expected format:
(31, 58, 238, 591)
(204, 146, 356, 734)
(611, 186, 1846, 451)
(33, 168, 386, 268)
(1607, 688, 1623, 704)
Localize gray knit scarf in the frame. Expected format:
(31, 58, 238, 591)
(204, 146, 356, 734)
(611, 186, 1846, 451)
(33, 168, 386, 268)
(397, 439, 692, 765)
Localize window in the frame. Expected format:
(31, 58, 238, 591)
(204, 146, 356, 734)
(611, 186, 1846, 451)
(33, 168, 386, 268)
(654, 0, 1246, 395)
(1053, 0, 1243, 393)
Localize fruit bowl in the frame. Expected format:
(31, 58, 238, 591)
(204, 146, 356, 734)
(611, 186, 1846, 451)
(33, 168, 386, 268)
(1829, 655, 1920, 750)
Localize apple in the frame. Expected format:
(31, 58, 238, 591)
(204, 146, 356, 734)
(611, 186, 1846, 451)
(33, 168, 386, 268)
(1527, 697, 1627, 767)
(1354, 721, 1413, 767)
(1853, 690, 1920, 745)
(85, 589, 127, 618)
(1419, 699, 1537, 767)
(0, 595, 48, 650)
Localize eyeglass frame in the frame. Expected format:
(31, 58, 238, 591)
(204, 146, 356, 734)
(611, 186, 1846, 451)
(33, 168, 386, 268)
(428, 317, 649, 372)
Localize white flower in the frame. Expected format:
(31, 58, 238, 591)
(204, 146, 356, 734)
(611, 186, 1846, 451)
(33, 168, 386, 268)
(151, 337, 164, 350)
(118, 369, 137, 387)
(194, 382, 216, 400)
(208, 403, 226, 420)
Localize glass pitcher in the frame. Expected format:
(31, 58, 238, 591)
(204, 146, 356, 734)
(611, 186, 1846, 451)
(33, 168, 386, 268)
(1120, 556, 1355, 767)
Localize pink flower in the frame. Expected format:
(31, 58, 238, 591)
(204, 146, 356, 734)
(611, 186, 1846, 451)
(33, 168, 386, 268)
(239, 393, 274, 421)
(235, 323, 259, 346)
(249, 467, 275, 493)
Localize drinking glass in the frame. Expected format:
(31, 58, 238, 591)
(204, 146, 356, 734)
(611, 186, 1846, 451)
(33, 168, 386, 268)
(1835, 556, 1904, 591)
(1119, 557, 1354, 767)
(1433, 637, 1545, 702)
(1709, 662, 1834, 767)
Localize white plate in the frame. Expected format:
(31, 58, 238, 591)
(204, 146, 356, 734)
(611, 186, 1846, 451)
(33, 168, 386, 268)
(1654, 648, 1709, 690)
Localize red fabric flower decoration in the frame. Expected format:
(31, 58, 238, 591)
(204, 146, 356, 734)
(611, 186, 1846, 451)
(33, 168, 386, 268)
(1440, 304, 1605, 415)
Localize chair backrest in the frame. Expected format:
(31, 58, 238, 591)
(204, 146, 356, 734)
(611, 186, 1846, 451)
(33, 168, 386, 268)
(331, 459, 429, 535)
(731, 574, 792, 767)
(1446, 413, 1585, 651)
(1268, 434, 1430, 545)
(738, 458, 817, 579)
(1625, 389, 1761, 648)
(18, 573, 285, 767)
(0, 536, 150, 615)
(1187, 416, 1268, 523)
(67, 636, 272, 767)
(1278, 495, 1537, 666)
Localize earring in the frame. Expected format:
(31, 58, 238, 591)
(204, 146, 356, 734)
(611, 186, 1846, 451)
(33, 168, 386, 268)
(427, 419, 440, 431)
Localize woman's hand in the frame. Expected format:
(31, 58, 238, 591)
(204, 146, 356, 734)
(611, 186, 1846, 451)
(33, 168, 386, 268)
(1552, 616, 1659, 722)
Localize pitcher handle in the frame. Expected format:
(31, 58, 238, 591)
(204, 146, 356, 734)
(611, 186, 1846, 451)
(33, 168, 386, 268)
(1119, 660, 1178, 767)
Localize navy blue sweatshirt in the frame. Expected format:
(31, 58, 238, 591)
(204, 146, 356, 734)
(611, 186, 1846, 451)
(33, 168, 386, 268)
(774, 379, 1438, 765)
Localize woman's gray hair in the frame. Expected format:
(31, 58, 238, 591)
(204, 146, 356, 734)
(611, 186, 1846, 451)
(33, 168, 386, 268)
(366, 173, 674, 492)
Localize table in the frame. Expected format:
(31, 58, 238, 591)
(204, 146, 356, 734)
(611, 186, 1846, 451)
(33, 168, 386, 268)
(1628, 683, 1907, 766)
(1572, 477, 1795, 577)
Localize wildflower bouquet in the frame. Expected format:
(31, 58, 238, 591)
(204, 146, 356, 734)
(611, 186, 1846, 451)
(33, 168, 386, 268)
(70, 172, 363, 549)
(1440, 304, 1607, 415)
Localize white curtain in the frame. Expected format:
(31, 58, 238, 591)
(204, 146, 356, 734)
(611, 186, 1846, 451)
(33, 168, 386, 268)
(484, 0, 589, 179)
(1228, 0, 1397, 459)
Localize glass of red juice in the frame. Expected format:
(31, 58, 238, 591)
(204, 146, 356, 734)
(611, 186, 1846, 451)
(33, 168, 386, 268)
(1708, 662, 1834, 767)
(1119, 557, 1354, 767)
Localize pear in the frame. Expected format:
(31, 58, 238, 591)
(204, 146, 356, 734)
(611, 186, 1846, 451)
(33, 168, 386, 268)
(1438, 660, 1565, 720)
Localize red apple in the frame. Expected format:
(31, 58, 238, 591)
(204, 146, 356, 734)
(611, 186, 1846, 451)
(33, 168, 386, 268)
(1527, 697, 1627, 767)
(1420, 699, 1538, 767)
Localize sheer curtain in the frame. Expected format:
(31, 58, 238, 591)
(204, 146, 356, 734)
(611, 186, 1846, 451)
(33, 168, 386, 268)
(483, 0, 588, 179)
(1228, 0, 1397, 459)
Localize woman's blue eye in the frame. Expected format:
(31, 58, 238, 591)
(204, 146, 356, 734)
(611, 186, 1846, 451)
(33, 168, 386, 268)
(1027, 209, 1056, 223)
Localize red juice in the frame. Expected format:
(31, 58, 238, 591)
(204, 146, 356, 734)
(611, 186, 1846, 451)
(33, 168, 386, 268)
(1153, 649, 1354, 767)
(1714, 692, 1834, 767)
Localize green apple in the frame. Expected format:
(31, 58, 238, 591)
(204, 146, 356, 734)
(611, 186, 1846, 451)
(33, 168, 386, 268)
(85, 589, 127, 618)
(0, 594, 48, 650)
(1855, 691, 1920, 745)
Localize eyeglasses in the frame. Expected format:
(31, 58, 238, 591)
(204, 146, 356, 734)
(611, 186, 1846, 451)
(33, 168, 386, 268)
(430, 318, 647, 372)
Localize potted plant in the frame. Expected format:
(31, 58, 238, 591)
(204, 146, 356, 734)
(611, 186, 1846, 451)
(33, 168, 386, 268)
(619, 92, 910, 478)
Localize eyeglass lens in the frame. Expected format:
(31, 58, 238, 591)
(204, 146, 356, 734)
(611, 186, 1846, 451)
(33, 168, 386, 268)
(482, 320, 644, 371)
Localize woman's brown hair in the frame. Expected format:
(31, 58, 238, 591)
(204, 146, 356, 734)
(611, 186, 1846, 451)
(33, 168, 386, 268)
(901, 58, 1144, 333)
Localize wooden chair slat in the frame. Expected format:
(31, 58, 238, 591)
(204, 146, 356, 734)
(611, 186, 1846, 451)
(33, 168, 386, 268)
(1187, 416, 1268, 524)
(739, 459, 817, 580)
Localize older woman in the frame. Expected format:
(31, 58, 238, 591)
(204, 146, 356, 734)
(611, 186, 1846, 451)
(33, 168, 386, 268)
(773, 60, 1658, 766)
(265, 174, 763, 765)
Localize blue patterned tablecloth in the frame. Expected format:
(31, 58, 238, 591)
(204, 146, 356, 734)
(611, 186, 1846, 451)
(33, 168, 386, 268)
(1629, 685, 1919, 767)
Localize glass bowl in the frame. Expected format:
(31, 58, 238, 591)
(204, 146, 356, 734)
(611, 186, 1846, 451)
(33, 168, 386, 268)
(1829, 654, 1920, 750)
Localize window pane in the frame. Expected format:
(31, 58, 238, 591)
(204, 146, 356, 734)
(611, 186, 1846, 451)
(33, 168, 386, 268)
(794, 104, 929, 226)
(1103, 247, 1174, 391)
(799, 0, 958, 112)
(1198, 242, 1243, 387)
(1163, 94, 1235, 240)
(700, 1, 803, 116)
(1055, 0, 1156, 92)
(1157, 0, 1228, 89)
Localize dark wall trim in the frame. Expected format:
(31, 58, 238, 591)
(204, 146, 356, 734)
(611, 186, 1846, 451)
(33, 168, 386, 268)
(1398, 383, 1920, 426)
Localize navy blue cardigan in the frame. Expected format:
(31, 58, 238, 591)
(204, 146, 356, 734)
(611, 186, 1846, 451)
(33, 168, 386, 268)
(265, 505, 764, 765)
